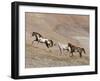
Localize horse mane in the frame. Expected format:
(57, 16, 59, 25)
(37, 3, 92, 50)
(32, 32, 43, 37)
(68, 43, 73, 48)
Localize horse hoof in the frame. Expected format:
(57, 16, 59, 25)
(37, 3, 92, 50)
(69, 55, 73, 57)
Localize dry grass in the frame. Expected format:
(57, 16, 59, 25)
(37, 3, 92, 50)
(25, 44, 89, 68)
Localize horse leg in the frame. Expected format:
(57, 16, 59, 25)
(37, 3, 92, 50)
(32, 40, 39, 47)
(60, 49, 63, 55)
(36, 41, 39, 46)
(82, 48, 86, 54)
(32, 40, 35, 45)
(79, 52, 82, 58)
(70, 50, 73, 57)
(48, 46, 52, 53)
(71, 52, 73, 57)
(47, 44, 51, 52)
(58, 45, 63, 55)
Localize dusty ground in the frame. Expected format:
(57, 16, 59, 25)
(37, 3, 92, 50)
(25, 12, 90, 68)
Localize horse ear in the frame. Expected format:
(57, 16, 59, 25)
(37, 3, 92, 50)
(32, 32, 34, 36)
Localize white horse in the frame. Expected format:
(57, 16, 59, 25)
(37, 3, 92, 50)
(54, 42, 71, 55)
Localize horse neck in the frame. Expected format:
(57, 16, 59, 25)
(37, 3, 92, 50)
(33, 34, 40, 41)
(68, 43, 73, 49)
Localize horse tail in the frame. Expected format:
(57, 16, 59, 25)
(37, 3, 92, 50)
(45, 41, 49, 48)
(82, 48, 86, 54)
(49, 40, 53, 47)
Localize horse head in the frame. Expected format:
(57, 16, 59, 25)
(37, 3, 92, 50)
(32, 32, 36, 36)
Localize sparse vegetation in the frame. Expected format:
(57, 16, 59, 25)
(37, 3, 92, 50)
(25, 13, 89, 68)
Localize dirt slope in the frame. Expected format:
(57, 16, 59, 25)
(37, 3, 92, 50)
(25, 12, 89, 68)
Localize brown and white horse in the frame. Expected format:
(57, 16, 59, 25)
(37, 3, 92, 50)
(67, 43, 86, 57)
(32, 32, 53, 48)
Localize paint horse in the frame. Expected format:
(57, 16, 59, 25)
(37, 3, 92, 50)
(32, 32, 53, 48)
(67, 43, 86, 57)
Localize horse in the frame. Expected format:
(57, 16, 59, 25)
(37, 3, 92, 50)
(32, 32, 54, 48)
(37, 37, 53, 48)
(67, 43, 86, 57)
(54, 42, 70, 55)
(32, 32, 43, 42)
